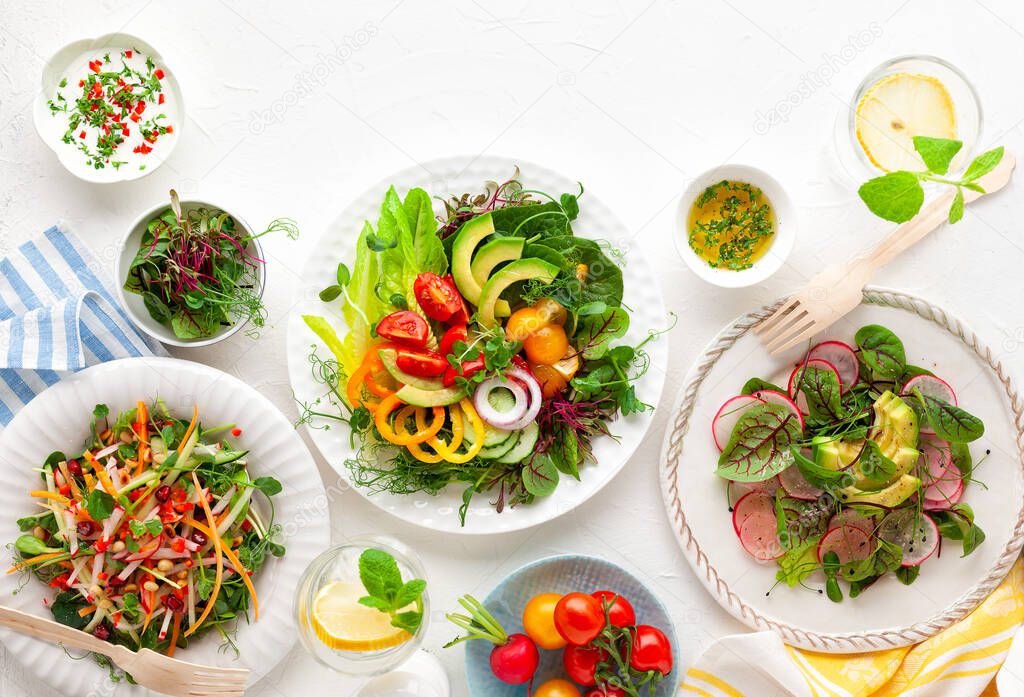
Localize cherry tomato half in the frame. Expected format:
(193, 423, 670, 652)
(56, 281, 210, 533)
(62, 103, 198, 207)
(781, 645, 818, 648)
(376, 311, 429, 348)
(554, 592, 605, 646)
(439, 324, 468, 359)
(522, 593, 566, 650)
(535, 678, 581, 697)
(534, 297, 568, 326)
(395, 349, 448, 378)
(532, 363, 569, 399)
(591, 590, 636, 628)
(414, 273, 466, 323)
(563, 643, 607, 686)
(524, 324, 570, 365)
(442, 352, 486, 387)
(629, 625, 673, 676)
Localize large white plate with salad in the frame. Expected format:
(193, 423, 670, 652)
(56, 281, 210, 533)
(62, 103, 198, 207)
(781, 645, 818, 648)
(660, 289, 1024, 651)
(0, 357, 329, 695)
(286, 156, 669, 534)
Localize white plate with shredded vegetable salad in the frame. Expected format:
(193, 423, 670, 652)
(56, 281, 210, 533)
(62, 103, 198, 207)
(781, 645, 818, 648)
(0, 357, 329, 696)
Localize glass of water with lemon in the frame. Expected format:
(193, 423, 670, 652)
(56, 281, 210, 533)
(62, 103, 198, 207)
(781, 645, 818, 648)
(295, 536, 448, 695)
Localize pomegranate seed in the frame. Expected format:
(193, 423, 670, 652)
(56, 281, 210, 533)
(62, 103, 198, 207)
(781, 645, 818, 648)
(155, 485, 171, 502)
(107, 574, 125, 588)
(76, 521, 95, 537)
(191, 531, 208, 546)
(93, 624, 111, 641)
(164, 595, 183, 612)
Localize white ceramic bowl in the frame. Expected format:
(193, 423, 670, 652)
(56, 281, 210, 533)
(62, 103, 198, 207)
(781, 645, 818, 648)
(33, 32, 184, 184)
(115, 197, 266, 348)
(674, 164, 796, 288)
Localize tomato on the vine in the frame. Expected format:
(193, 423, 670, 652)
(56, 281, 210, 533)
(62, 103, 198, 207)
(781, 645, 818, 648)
(375, 311, 429, 348)
(554, 592, 605, 646)
(629, 625, 673, 676)
(591, 590, 636, 628)
(563, 643, 607, 686)
(414, 273, 466, 323)
(534, 679, 581, 697)
(522, 593, 566, 650)
(395, 349, 448, 377)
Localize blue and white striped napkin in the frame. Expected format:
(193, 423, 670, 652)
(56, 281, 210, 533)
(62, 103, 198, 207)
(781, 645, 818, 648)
(0, 225, 166, 425)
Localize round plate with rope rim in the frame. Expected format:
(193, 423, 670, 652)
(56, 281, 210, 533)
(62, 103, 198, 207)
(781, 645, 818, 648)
(659, 287, 1024, 652)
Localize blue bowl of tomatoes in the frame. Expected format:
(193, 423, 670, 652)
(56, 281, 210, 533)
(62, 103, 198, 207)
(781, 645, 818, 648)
(462, 554, 679, 697)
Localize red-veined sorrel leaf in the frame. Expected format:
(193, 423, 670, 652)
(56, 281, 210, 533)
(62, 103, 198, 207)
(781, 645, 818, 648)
(716, 403, 802, 482)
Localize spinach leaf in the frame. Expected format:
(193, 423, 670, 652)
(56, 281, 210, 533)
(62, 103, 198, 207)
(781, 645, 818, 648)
(857, 440, 899, 489)
(794, 364, 843, 423)
(896, 564, 920, 585)
(914, 391, 985, 442)
(855, 324, 906, 379)
(741, 377, 785, 395)
(930, 503, 985, 557)
(548, 426, 581, 480)
(541, 236, 624, 308)
(491, 202, 568, 238)
(50, 591, 89, 629)
(716, 404, 802, 482)
(574, 307, 629, 360)
(790, 447, 854, 491)
(522, 455, 560, 497)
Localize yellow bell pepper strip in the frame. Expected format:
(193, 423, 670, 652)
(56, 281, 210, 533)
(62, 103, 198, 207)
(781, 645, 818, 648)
(427, 403, 464, 459)
(438, 399, 485, 464)
(374, 395, 445, 445)
(405, 408, 447, 463)
(347, 353, 382, 411)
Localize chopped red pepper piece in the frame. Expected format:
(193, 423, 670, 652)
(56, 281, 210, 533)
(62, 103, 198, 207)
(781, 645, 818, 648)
(158, 93, 165, 105)
(135, 101, 145, 114)
(154, 68, 164, 80)
(165, 125, 174, 133)
(78, 130, 86, 139)
(231, 427, 242, 437)
(129, 112, 140, 123)
(124, 50, 132, 58)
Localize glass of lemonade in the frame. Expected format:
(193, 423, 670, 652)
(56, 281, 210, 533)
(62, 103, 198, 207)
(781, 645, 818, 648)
(833, 55, 982, 184)
(295, 536, 447, 693)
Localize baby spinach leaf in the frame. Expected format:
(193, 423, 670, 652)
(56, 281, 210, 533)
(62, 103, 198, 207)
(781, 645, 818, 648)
(51, 591, 89, 629)
(575, 307, 629, 360)
(896, 565, 920, 585)
(914, 391, 985, 442)
(790, 447, 854, 491)
(855, 324, 906, 379)
(716, 404, 802, 482)
(856, 440, 899, 488)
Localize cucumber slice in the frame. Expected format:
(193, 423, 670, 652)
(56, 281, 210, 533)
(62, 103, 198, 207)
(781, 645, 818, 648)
(486, 386, 518, 413)
(480, 431, 521, 460)
(463, 421, 515, 449)
(498, 422, 540, 463)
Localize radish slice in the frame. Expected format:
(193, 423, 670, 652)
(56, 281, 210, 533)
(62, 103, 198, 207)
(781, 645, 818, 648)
(738, 513, 784, 561)
(712, 394, 765, 451)
(902, 375, 957, 436)
(808, 341, 859, 391)
(920, 436, 964, 505)
(924, 479, 963, 510)
(817, 525, 873, 564)
(728, 477, 780, 503)
(827, 510, 877, 537)
(878, 509, 940, 566)
(732, 491, 775, 535)
(752, 390, 805, 431)
(778, 465, 823, 501)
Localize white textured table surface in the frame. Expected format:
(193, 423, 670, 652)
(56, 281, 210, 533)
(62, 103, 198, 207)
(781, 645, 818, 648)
(3, 1, 1024, 696)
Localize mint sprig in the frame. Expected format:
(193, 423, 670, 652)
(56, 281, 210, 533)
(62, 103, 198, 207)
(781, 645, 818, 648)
(858, 136, 1004, 224)
(357, 548, 426, 635)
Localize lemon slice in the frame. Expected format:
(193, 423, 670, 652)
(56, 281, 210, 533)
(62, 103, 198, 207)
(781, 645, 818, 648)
(310, 581, 413, 652)
(856, 73, 957, 172)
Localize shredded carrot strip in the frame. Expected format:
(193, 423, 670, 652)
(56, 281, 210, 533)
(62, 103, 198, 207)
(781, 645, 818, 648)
(78, 605, 96, 617)
(187, 517, 259, 620)
(56, 461, 82, 502)
(167, 611, 182, 656)
(177, 405, 199, 455)
(136, 401, 149, 476)
(142, 589, 155, 634)
(184, 472, 223, 637)
(6, 551, 64, 574)
(29, 490, 70, 507)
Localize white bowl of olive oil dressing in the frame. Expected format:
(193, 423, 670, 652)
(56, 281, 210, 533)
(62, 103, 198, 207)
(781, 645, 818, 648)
(675, 164, 796, 288)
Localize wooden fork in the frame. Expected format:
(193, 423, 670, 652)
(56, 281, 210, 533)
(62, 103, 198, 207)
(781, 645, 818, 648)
(0, 605, 249, 696)
(756, 151, 1016, 354)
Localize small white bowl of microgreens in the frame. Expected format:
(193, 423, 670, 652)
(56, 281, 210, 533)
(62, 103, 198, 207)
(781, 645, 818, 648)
(116, 190, 297, 348)
(675, 164, 797, 288)
(33, 33, 184, 183)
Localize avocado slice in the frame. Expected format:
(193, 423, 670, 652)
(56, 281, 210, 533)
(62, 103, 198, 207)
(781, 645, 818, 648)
(470, 237, 525, 317)
(377, 348, 445, 391)
(395, 383, 465, 407)
(837, 473, 921, 507)
(477, 258, 560, 328)
(451, 214, 496, 308)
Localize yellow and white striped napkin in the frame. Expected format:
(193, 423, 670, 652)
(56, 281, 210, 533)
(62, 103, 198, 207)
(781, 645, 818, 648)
(681, 559, 1024, 697)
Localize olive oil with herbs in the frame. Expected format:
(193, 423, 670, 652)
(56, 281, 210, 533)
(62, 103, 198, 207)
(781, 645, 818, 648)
(687, 180, 775, 271)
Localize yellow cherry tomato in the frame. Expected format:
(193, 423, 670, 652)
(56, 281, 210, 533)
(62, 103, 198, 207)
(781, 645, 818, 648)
(531, 362, 570, 399)
(524, 324, 570, 365)
(534, 679, 581, 697)
(522, 593, 566, 650)
(534, 297, 568, 326)
(505, 307, 546, 342)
